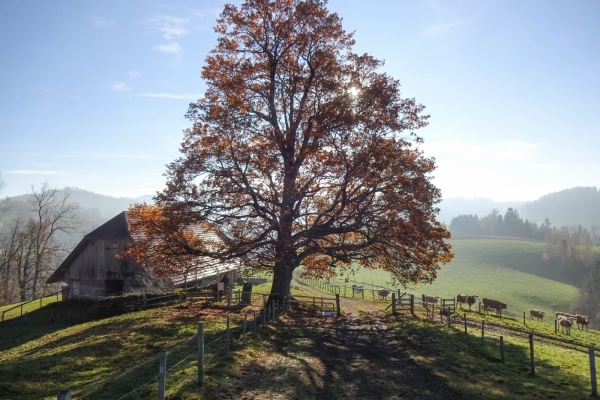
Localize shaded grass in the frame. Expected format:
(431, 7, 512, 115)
(0, 298, 259, 400)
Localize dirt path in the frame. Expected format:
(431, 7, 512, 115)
(293, 278, 385, 319)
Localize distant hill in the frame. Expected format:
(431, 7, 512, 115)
(439, 186, 600, 228)
(437, 198, 525, 224)
(0, 188, 153, 246)
(520, 186, 600, 227)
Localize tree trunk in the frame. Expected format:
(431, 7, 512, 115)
(268, 262, 294, 305)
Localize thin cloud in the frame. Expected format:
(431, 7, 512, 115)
(44, 90, 82, 100)
(91, 15, 115, 29)
(149, 15, 189, 40)
(137, 93, 201, 100)
(424, 21, 463, 36)
(155, 41, 182, 54)
(5, 170, 64, 175)
(111, 82, 131, 92)
(128, 71, 141, 79)
(66, 151, 159, 160)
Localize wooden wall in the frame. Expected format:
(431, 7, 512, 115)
(62, 238, 145, 299)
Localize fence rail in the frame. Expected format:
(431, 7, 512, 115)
(1, 291, 62, 321)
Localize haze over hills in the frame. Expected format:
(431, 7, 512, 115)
(439, 186, 600, 228)
(0, 188, 154, 247)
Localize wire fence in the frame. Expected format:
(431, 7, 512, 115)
(58, 296, 298, 400)
(297, 274, 600, 396)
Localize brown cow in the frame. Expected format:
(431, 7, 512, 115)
(555, 311, 572, 320)
(529, 309, 546, 322)
(575, 314, 589, 331)
(482, 298, 507, 315)
(378, 289, 390, 300)
(558, 315, 574, 335)
(456, 294, 478, 311)
(422, 294, 440, 304)
(480, 304, 495, 313)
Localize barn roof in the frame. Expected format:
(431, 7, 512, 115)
(84, 211, 133, 239)
(46, 211, 242, 286)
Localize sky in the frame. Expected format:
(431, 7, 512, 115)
(1, 0, 599, 202)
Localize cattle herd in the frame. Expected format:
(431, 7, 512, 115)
(420, 293, 592, 336)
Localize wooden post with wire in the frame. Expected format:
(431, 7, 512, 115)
(197, 322, 204, 386)
(158, 349, 167, 400)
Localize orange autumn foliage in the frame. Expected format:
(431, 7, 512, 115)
(134, 0, 453, 301)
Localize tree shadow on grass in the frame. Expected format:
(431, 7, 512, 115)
(172, 314, 595, 400)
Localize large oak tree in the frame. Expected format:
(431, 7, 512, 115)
(129, 0, 453, 303)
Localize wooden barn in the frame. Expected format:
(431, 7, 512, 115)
(46, 211, 242, 299)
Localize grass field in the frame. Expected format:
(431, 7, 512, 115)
(0, 293, 63, 321)
(2, 292, 599, 399)
(329, 238, 583, 322)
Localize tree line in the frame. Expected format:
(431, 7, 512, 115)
(0, 176, 79, 304)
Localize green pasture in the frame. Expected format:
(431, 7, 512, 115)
(330, 238, 583, 322)
(0, 293, 63, 321)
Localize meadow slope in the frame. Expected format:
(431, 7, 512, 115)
(334, 238, 582, 320)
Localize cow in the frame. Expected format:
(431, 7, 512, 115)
(529, 309, 546, 322)
(351, 285, 364, 294)
(378, 289, 390, 300)
(555, 311, 572, 320)
(456, 294, 478, 311)
(575, 314, 589, 331)
(558, 315, 574, 335)
(480, 304, 495, 313)
(481, 298, 507, 315)
(422, 294, 440, 304)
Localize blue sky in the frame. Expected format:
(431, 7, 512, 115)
(1, 0, 599, 201)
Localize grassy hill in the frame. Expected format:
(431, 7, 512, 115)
(2, 290, 599, 399)
(333, 238, 583, 321)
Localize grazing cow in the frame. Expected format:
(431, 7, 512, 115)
(529, 309, 546, 322)
(558, 315, 574, 335)
(482, 298, 507, 315)
(422, 294, 440, 304)
(575, 314, 589, 331)
(456, 294, 478, 311)
(378, 289, 390, 300)
(480, 304, 495, 313)
(555, 311, 572, 320)
(351, 285, 364, 294)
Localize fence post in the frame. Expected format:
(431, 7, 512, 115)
(481, 320, 485, 346)
(253, 311, 257, 335)
(500, 336, 505, 364)
(198, 322, 204, 386)
(20, 304, 23, 316)
(447, 309, 451, 328)
(410, 295, 414, 315)
(273, 303, 276, 321)
(225, 316, 230, 357)
(590, 347, 598, 397)
(57, 389, 72, 400)
(529, 334, 535, 375)
(523, 311, 526, 324)
(158, 349, 167, 400)
(464, 313, 467, 333)
(478, 301, 481, 314)
(336, 294, 341, 317)
(243, 314, 247, 343)
(227, 289, 232, 308)
(392, 293, 396, 315)
(555, 319, 558, 334)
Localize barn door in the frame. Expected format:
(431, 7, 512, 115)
(70, 279, 80, 298)
(105, 280, 123, 296)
